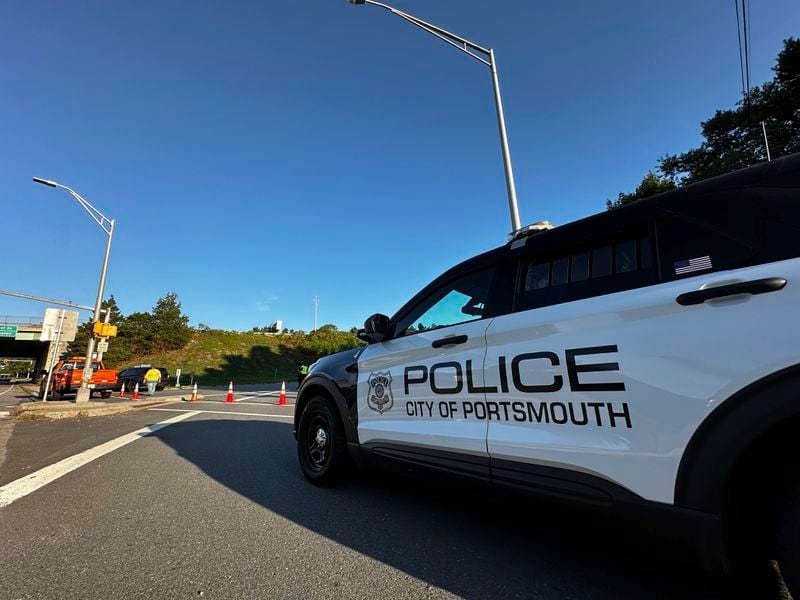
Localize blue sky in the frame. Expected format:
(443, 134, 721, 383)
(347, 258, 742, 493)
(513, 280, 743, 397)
(1, 1, 797, 331)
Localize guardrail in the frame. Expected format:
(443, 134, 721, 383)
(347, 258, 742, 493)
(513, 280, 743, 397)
(0, 316, 44, 327)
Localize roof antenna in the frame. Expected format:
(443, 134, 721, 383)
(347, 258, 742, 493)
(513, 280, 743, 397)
(761, 121, 772, 161)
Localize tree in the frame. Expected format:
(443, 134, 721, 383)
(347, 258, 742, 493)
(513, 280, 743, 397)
(150, 292, 192, 352)
(67, 295, 126, 360)
(606, 171, 676, 209)
(607, 38, 799, 206)
(660, 38, 799, 184)
(119, 312, 156, 358)
(298, 324, 362, 358)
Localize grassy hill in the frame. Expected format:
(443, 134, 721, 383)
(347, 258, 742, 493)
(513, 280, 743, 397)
(124, 330, 314, 386)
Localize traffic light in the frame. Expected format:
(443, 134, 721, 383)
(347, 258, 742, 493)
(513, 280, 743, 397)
(92, 322, 118, 338)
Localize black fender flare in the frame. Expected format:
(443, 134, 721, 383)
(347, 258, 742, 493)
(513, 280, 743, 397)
(294, 374, 358, 445)
(675, 363, 800, 513)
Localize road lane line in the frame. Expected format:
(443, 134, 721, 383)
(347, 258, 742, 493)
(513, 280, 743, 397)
(0, 384, 17, 397)
(148, 408, 294, 419)
(200, 400, 295, 407)
(0, 411, 200, 509)
(235, 391, 297, 402)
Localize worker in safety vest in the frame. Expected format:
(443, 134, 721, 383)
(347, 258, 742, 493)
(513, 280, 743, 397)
(144, 367, 161, 395)
(297, 364, 309, 388)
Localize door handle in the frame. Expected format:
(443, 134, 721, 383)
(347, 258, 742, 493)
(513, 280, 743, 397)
(676, 277, 787, 306)
(432, 334, 468, 348)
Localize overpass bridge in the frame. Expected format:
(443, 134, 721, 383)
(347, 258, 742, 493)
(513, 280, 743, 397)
(0, 311, 79, 378)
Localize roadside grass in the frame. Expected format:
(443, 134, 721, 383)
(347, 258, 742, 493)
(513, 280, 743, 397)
(124, 330, 313, 386)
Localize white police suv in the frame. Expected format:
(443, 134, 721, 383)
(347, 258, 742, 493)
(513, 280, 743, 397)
(295, 153, 800, 590)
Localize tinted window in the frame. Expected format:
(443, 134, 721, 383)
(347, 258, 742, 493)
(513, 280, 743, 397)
(515, 229, 657, 312)
(656, 215, 755, 280)
(525, 262, 550, 291)
(640, 237, 653, 270)
(571, 252, 589, 282)
(615, 240, 636, 273)
(552, 257, 569, 286)
(394, 268, 496, 337)
(62, 361, 101, 370)
(592, 246, 612, 278)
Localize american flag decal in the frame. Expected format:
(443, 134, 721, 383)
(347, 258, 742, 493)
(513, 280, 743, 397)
(674, 256, 713, 275)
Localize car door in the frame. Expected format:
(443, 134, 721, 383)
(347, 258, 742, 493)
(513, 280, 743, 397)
(357, 266, 497, 479)
(485, 219, 800, 504)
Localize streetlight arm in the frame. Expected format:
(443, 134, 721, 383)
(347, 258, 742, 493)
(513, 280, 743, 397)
(64, 188, 113, 236)
(348, 0, 523, 233)
(30, 176, 115, 403)
(59, 185, 112, 235)
(33, 177, 113, 235)
(361, 0, 491, 66)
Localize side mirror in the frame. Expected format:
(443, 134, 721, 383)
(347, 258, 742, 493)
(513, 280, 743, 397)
(359, 313, 391, 344)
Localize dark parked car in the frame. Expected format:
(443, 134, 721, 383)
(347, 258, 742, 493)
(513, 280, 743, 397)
(114, 366, 170, 392)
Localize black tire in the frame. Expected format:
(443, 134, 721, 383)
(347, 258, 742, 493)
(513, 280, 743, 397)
(297, 395, 351, 486)
(101, 391, 112, 399)
(777, 478, 800, 598)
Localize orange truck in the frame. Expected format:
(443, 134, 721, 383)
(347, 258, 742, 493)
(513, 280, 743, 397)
(38, 357, 118, 400)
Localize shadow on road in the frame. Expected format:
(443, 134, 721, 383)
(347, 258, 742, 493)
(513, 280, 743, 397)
(150, 419, 784, 600)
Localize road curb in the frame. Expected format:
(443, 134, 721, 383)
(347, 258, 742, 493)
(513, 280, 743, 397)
(13, 397, 187, 421)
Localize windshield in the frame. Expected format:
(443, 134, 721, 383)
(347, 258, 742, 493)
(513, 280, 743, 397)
(61, 361, 102, 370)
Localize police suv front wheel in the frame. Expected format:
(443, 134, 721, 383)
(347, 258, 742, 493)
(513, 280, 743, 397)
(297, 396, 350, 486)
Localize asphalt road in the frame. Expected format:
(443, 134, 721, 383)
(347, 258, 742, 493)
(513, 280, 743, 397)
(0, 397, 790, 600)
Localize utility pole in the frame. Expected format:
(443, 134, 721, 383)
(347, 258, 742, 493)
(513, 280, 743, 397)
(42, 309, 66, 402)
(346, 0, 522, 234)
(762, 121, 772, 161)
(33, 178, 115, 403)
(313, 296, 319, 332)
(95, 306, 112, 363)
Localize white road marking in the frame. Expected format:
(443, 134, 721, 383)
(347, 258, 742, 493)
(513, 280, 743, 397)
(0, 384, 17, 397)
(0, 411, 200, 509)
(201, 400, 294, 407)
(194, 390, 291, 398)
(194, 397, 295, 407)
(235, 392, 297, 402)
(234, 391, 277, 402)
(148, 408, 294, 419)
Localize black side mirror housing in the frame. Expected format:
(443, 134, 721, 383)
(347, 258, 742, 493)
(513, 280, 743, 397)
(360, 313, 391, 344)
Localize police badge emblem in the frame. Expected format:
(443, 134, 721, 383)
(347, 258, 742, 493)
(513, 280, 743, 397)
(367, 371, 393, 414)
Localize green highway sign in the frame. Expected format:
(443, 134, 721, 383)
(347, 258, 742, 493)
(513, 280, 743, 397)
(0, 325, 18, 338)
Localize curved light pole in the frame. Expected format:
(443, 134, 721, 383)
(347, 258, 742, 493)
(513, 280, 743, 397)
(33, 177, 115, 403)
(347, 0, 522, 233)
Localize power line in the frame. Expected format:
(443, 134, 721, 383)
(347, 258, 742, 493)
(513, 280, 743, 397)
(734, 0, 746, 98)
(742, 0, 751, 96)
(733, 0, 753, 122)
(741, 0, 752, 120)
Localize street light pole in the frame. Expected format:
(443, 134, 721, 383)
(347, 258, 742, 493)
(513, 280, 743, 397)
(33, 177, 115, 403)
(346, 0, 522, 233)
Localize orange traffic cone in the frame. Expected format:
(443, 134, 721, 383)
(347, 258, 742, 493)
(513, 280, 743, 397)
(277, 381, 287, 406)
(132, 382, 140, 400)
(225, 381, 234, 403)
(119, 382, 126, 398)
(189, 383, 198, 402)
